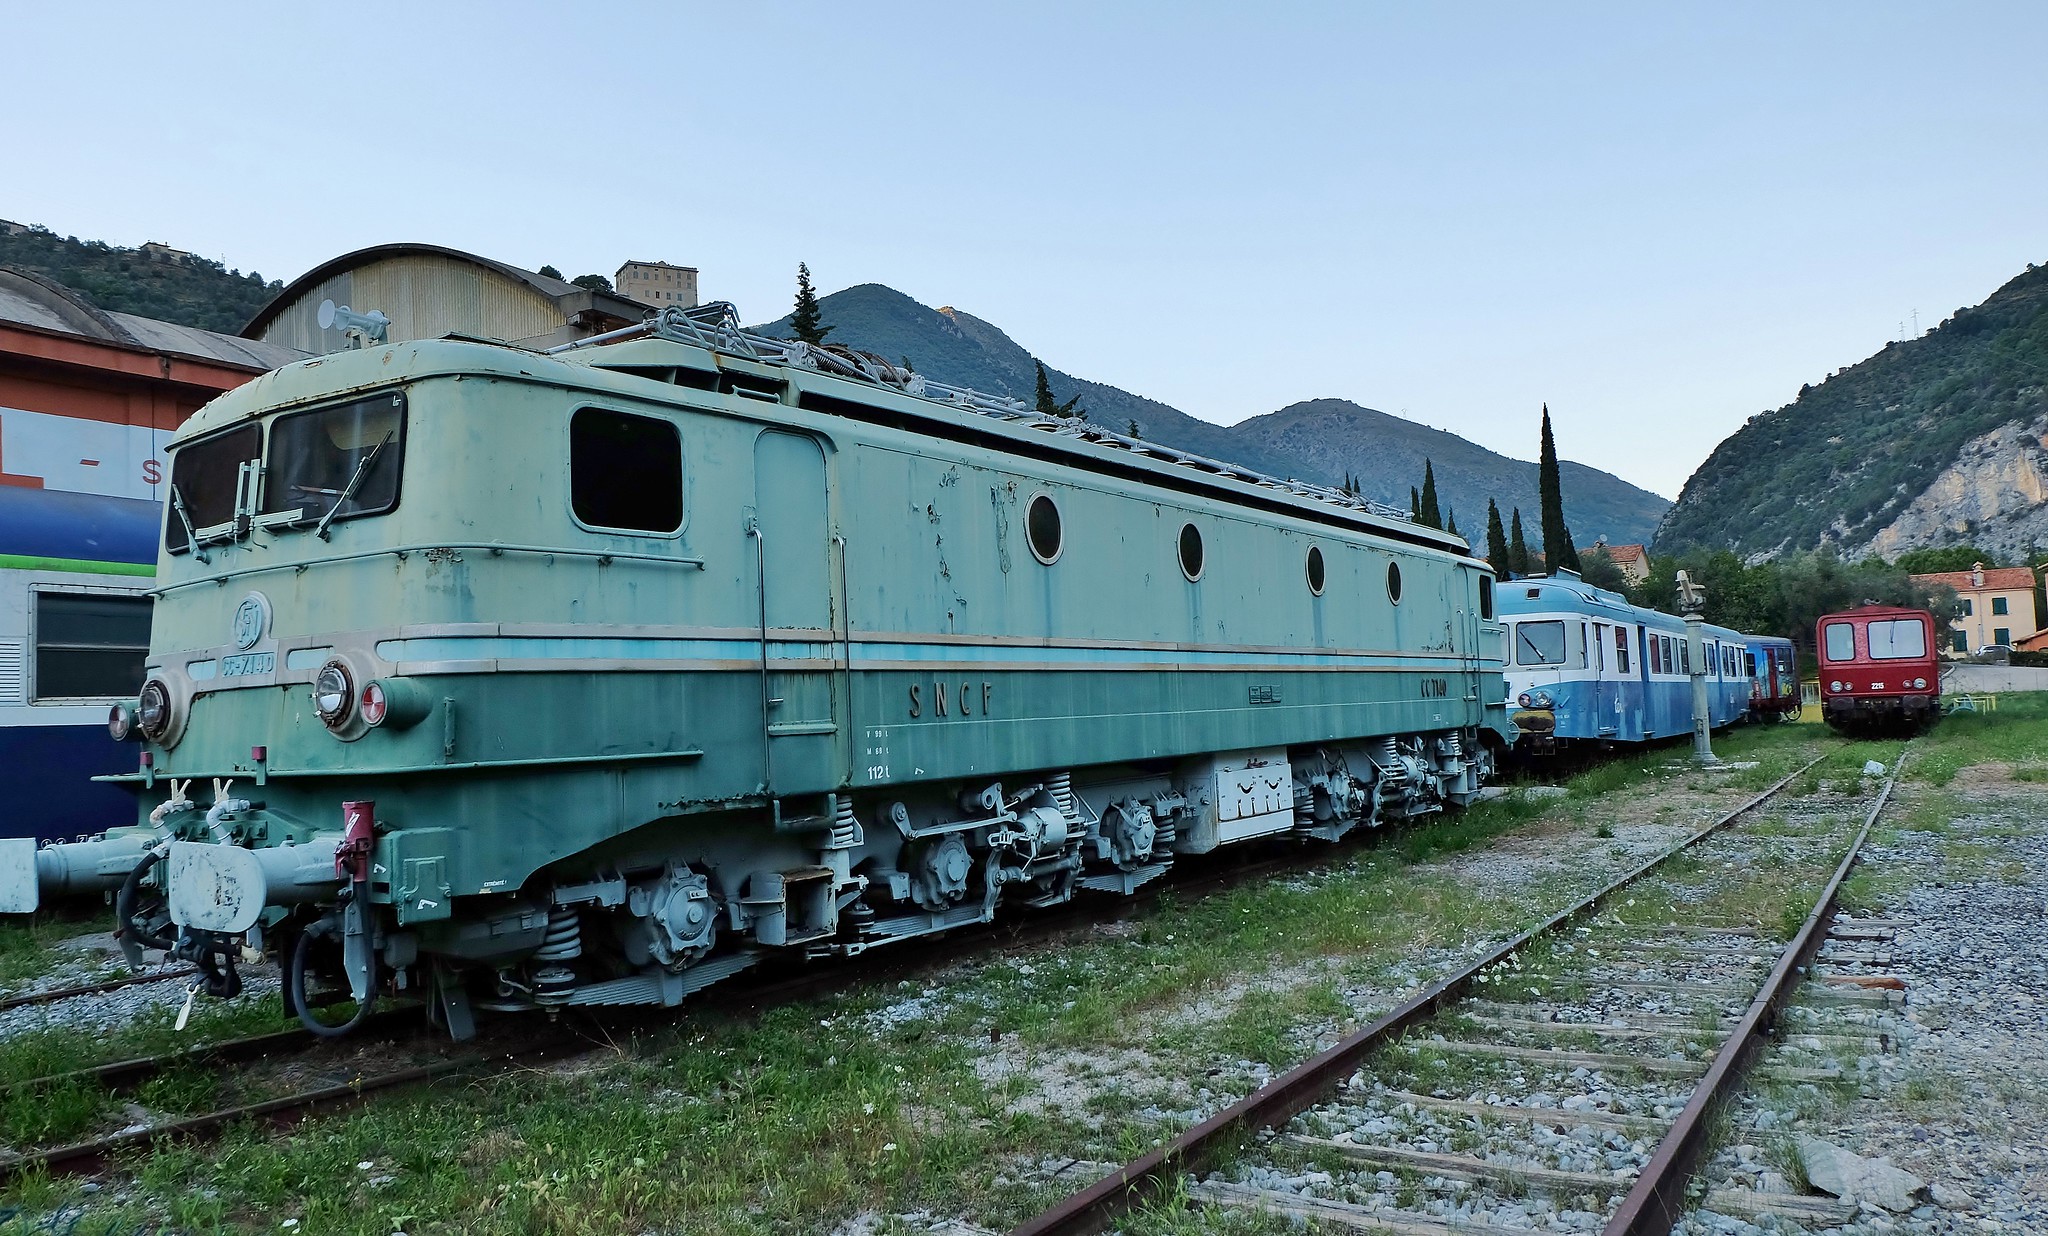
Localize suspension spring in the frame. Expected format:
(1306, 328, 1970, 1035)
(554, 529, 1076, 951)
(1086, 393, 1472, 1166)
(534, 907, 583, 962)
(830, 797, 862, 849)
(1047, 771, 1077, 821)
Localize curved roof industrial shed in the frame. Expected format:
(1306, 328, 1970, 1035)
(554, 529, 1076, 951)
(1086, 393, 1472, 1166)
(0, 266, 304, 371)
(242, 243, 649, 355)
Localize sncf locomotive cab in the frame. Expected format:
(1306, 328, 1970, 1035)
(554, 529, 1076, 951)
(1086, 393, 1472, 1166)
(1817, 607, 1940, 735)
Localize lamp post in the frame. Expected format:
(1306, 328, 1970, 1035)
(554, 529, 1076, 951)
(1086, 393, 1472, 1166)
(1677, 570, 1718, 765)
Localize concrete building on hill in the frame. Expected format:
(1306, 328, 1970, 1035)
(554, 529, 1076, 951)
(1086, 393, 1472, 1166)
(1908, 563, 2039, 654)
(613, 260, 698, 309)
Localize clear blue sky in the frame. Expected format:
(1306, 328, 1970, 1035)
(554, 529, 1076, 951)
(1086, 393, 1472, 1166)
(9, 3, 2046, 499)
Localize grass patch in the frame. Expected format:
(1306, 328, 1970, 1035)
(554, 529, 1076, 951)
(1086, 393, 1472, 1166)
(0, 909, 116, 990)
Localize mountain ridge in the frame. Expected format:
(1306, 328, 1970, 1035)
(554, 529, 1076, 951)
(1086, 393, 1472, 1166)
(756, 283, 1670, 546)
(1657, 260, 2048, 560)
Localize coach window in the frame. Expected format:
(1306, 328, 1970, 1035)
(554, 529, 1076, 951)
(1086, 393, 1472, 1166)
(1615, 626, 1630, 674)
(1026, 493, 1063, 564)
(571, 409, 683, 533)
(165, 422, 261, 553)
(1867, 618, 1927, 660)
(1477, 575, 1494, 619)
(1386, 561, 1403, 603)
(1514, 620, 1566, 666)
(1822, 622, 1855, 662)
(1178, 522, 1204, 581)
(1306, 545, 1326, 596)
(33, 592, 152, 700)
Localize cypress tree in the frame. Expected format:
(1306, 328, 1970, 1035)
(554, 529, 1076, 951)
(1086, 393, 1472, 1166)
(1418, 460, 1442, 529)
(1537, 404, 1579, 570)
(1485, 500, 1510, 576)
(790, 262, 831, 345)
(1411, 487, 1421, 520)
(1509, 507, 1531, 575)
(1032, 360, 1086, 419)
(1446, 507, 1459, 537)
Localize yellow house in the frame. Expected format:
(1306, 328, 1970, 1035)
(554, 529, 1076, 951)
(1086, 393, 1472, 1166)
(1908, 563, 2039, 654)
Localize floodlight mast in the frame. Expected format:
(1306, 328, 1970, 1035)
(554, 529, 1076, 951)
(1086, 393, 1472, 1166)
(1677, 570, 1718, 765)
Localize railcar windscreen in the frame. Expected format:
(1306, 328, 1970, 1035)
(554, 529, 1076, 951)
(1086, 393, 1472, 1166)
(1822, 622, 1855, 661)
(1867, 618, 1928, 660)
(165, 423, 261, 552)
(1514, 620, 1567, 666)
(262, 392, 406, 526)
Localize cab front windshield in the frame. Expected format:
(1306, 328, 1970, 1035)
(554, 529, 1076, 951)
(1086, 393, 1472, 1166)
(261, 392, 406, 524)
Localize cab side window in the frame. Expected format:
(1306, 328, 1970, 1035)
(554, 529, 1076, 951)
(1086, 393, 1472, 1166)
(571, 409, 683, 533)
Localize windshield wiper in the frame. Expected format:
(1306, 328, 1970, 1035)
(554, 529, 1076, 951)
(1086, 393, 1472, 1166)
(314, 432, 394, 541)
(169, 483, 210, 565)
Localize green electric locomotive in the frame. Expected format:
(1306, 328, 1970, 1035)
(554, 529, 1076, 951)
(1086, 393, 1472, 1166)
(0, 305, 1511, 1037)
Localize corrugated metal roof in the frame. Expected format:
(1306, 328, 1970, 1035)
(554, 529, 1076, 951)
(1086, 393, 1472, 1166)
(107, 312, 305, 370)
(0, 265, 306, 373)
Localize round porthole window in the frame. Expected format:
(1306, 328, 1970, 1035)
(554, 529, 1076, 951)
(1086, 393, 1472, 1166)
(1306, 545, 1326, 596)
(1386, 561, 1403, 604)
(1178, 522, 1204, 581)
(1026, 493, 1063, 564)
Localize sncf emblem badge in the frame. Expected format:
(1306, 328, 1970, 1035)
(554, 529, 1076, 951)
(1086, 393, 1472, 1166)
(232, 592, 271, 651)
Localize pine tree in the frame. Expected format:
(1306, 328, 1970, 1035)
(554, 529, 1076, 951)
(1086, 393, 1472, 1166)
(1509, 507, 1531, 575)
(1418, 460, 1442, 529)
(1032, 360, 1086, 419)
(1537, 404, 1580, 571)
(1485, 500, 1510, 576)
(790, 262, 831, 345)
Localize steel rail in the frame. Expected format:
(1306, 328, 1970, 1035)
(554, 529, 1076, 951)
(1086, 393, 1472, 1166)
(1008, 753, 1830, 1236)
(0, 968, 194, 1015)
(1602, 750, 1906, 1235)
(0, 1031, 591, 1186)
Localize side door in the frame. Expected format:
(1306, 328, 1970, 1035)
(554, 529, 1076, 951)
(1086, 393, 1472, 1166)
(1592, 620, 1620, 737)
(749, 430, 845, 795)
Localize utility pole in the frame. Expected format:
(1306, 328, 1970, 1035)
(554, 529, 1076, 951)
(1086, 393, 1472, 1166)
(1678, 570, 1718, 765)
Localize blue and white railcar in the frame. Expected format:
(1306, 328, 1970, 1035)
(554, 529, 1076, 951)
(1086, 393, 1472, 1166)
(0, 486, 156, 843)
(1498, 571, 1754, 752)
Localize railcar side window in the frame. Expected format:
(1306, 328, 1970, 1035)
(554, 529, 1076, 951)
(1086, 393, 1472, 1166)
(571, 409, 683, 533)
(262, 392, 406, 526)
(1822, 622, 1855, 662)
(1386, 561, 1402, 603)
(1026, 494, 1063, 564)
(165, 423, 261, 552)
(33, 592, 152, 699)
(1615, 626, 1630, 674)
(1306, 546, 1326, 596)
(1867, 619, 1928, 660)
(1178, 523, 1204, 581)
(1477, 575, 1493, 618)
(1514, 620, 1566, 666)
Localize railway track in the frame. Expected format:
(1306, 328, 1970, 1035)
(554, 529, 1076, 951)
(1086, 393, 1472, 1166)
(0, 965, 196, 1015)
(1011, 750, 1908, 1235)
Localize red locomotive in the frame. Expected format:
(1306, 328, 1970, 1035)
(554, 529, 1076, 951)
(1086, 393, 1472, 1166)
(1816, 605, 1941, 734)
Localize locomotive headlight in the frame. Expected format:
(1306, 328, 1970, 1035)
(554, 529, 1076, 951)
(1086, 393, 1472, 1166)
(1517, 692, 1532, 708)
(136, 680, 173, 741)
(314, 660, 355, 727)
(1913, 677, 1927, 689)
(1533, 691, 1554, 709)
(1829, 680, 1843, 692)
(109, 700, 140, 742)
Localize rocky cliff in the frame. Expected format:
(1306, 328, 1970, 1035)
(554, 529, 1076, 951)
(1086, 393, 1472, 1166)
(1866, 412, 2048, 560)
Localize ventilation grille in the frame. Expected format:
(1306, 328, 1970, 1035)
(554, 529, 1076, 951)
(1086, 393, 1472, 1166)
(0, 643, 23, 706)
